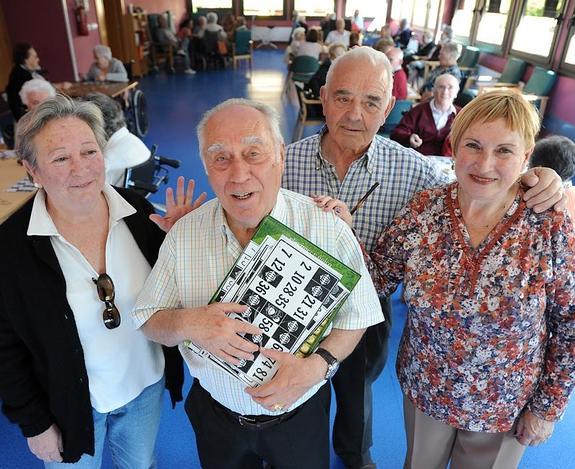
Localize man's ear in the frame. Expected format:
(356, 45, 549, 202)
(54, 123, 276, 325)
(382, 96, 396, 126)
(320, 85, 327, 106)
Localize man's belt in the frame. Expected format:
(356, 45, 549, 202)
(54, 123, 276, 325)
(212, 397, 300, 430)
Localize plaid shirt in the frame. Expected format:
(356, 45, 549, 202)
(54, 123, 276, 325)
(283, 127, 450, 251)
(133, 189, 382, 415)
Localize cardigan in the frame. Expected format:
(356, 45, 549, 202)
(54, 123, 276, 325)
(0, 187, 183, 463)
(390, 101, 457, 156)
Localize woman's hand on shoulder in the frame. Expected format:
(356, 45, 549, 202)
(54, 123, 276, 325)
(27, 423, 63, 462)
(515, 410, 555, 446)
(149, 176, 207, 232)
(312, 194, 353, 227)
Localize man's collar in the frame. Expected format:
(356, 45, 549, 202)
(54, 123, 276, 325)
(217, 190, 288, 243)
(430, 99, 456, 115)
(317, 126, 377, 175)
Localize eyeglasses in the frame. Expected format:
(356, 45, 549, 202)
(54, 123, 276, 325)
(92, 273, 121, 329)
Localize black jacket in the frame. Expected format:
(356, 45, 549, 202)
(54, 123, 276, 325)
(0, 187, 183, 463)
(6, 65, 33, 121)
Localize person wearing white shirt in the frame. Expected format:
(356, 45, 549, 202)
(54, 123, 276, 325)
(79, 92, 150, 186)
(391, 73, 460, 156)
(133, 98, 383, 469)
(325, 18, 351, 48)
(0, 94, 205, 465)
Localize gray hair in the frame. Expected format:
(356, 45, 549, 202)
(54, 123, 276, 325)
(433, 72, 460, 91)
(325, 46, 394, 104)
(16, 93, 107, 168)
(93, 44, 112, 60)
(78, 92, 125, 138)
(442, 25, 453, 40)
(197, 98, 284, 168)
(442, 42, 461, 61)
(19, 79, 56, 106)
(207, 12, 218, 24)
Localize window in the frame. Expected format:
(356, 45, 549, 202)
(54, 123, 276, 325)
(193, 0, 232, 9)
(511, 0, 565, 60)
(475, 0, 512, 47)
(390, 0, 414, 27)
(243, 0, 284, 16)
(344, 1, 385, 18)
(451, 0, 477, 43)
(294, 0, 335, 18)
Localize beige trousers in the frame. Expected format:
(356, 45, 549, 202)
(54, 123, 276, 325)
(403, 396, 526, 469)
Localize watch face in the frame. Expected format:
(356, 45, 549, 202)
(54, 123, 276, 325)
(326, 361, 339, 379)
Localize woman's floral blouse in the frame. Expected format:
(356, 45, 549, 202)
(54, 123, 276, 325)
(368, 183, 575, 432)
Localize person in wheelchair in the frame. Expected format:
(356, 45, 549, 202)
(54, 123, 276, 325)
(84, 45, 128, 83)
(79, 92, 149, 186)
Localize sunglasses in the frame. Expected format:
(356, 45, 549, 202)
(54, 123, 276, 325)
(92, 273, 121, 329)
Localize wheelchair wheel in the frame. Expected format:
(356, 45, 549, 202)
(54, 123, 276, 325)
(125, 89, 148, 138)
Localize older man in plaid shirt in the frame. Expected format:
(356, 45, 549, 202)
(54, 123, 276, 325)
(283, 46, 565, 469)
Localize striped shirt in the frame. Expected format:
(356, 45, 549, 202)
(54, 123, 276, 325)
(133, 188, 382, 415)
(283, 127, 450, 251)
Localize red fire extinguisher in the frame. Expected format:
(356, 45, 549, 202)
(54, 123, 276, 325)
(75, 5, 89, 36)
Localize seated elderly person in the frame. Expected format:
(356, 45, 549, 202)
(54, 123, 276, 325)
(385, 47, 407, 100)
(373, 36, 395, 54)
(79, 92, 150, 186)
(531, 135, 575, 219)
(325, 18, 351, 48)
(85, 45, 128, 82)
(205, 12, 227, 40)
(304, 43, 347, 99)
(19, 79, 56, 113)
(157, 15, 196, 75)
(318, 90, 575, 469)
(297, 29, 324, 59)
(391, 73, 460, 156)
(393, 19, 412, 48)
(420, 42, 462, 99)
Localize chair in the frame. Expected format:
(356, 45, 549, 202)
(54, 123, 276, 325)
(232, 30, 253, 71)
(284, 55, 319, 95)
(147, 14, 175, 73)
(479, 66, 557, 115)
(464, 57, 526, 94)
(293, 88, 324, 142)
(202, 30, 227, 69)
(378, 100, 412, 136)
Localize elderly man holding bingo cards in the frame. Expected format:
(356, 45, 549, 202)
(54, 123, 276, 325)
(133, 98, 382, 469)
(283, 46, 567, 469)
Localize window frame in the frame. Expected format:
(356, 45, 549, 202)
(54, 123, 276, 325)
(559, 16, 575, 73)
(507, 0, 568, 66)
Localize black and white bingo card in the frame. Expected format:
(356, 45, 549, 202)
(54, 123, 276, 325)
(187, 223, 358, 387)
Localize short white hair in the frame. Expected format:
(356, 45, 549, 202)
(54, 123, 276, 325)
(197, 98, 284, 169)
(93, 44, 112, 60)
(325, 46, 394, 104)
(19, 79, 56, 106)
(207, 12, 218, 24)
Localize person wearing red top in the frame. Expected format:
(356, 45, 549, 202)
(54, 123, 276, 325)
(385, 47, 408, 100)
(391, 73, 459, 156)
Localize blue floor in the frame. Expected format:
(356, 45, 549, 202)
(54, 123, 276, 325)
(1, 49, 574, 469)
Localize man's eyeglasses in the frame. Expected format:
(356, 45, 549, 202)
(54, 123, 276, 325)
(92, 273, 121, 329)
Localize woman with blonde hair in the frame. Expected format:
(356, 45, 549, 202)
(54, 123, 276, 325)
(317, 90, 575, 468)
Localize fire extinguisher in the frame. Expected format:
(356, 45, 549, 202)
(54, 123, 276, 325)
(75, 4, 89, 36)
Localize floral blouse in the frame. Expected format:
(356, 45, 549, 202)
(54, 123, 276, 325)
(368, 183, 575, 432)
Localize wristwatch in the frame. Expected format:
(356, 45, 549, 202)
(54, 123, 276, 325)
(315, 347, 340, 380)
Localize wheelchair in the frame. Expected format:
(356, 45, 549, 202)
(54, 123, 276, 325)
(125, 144, 181, 204)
